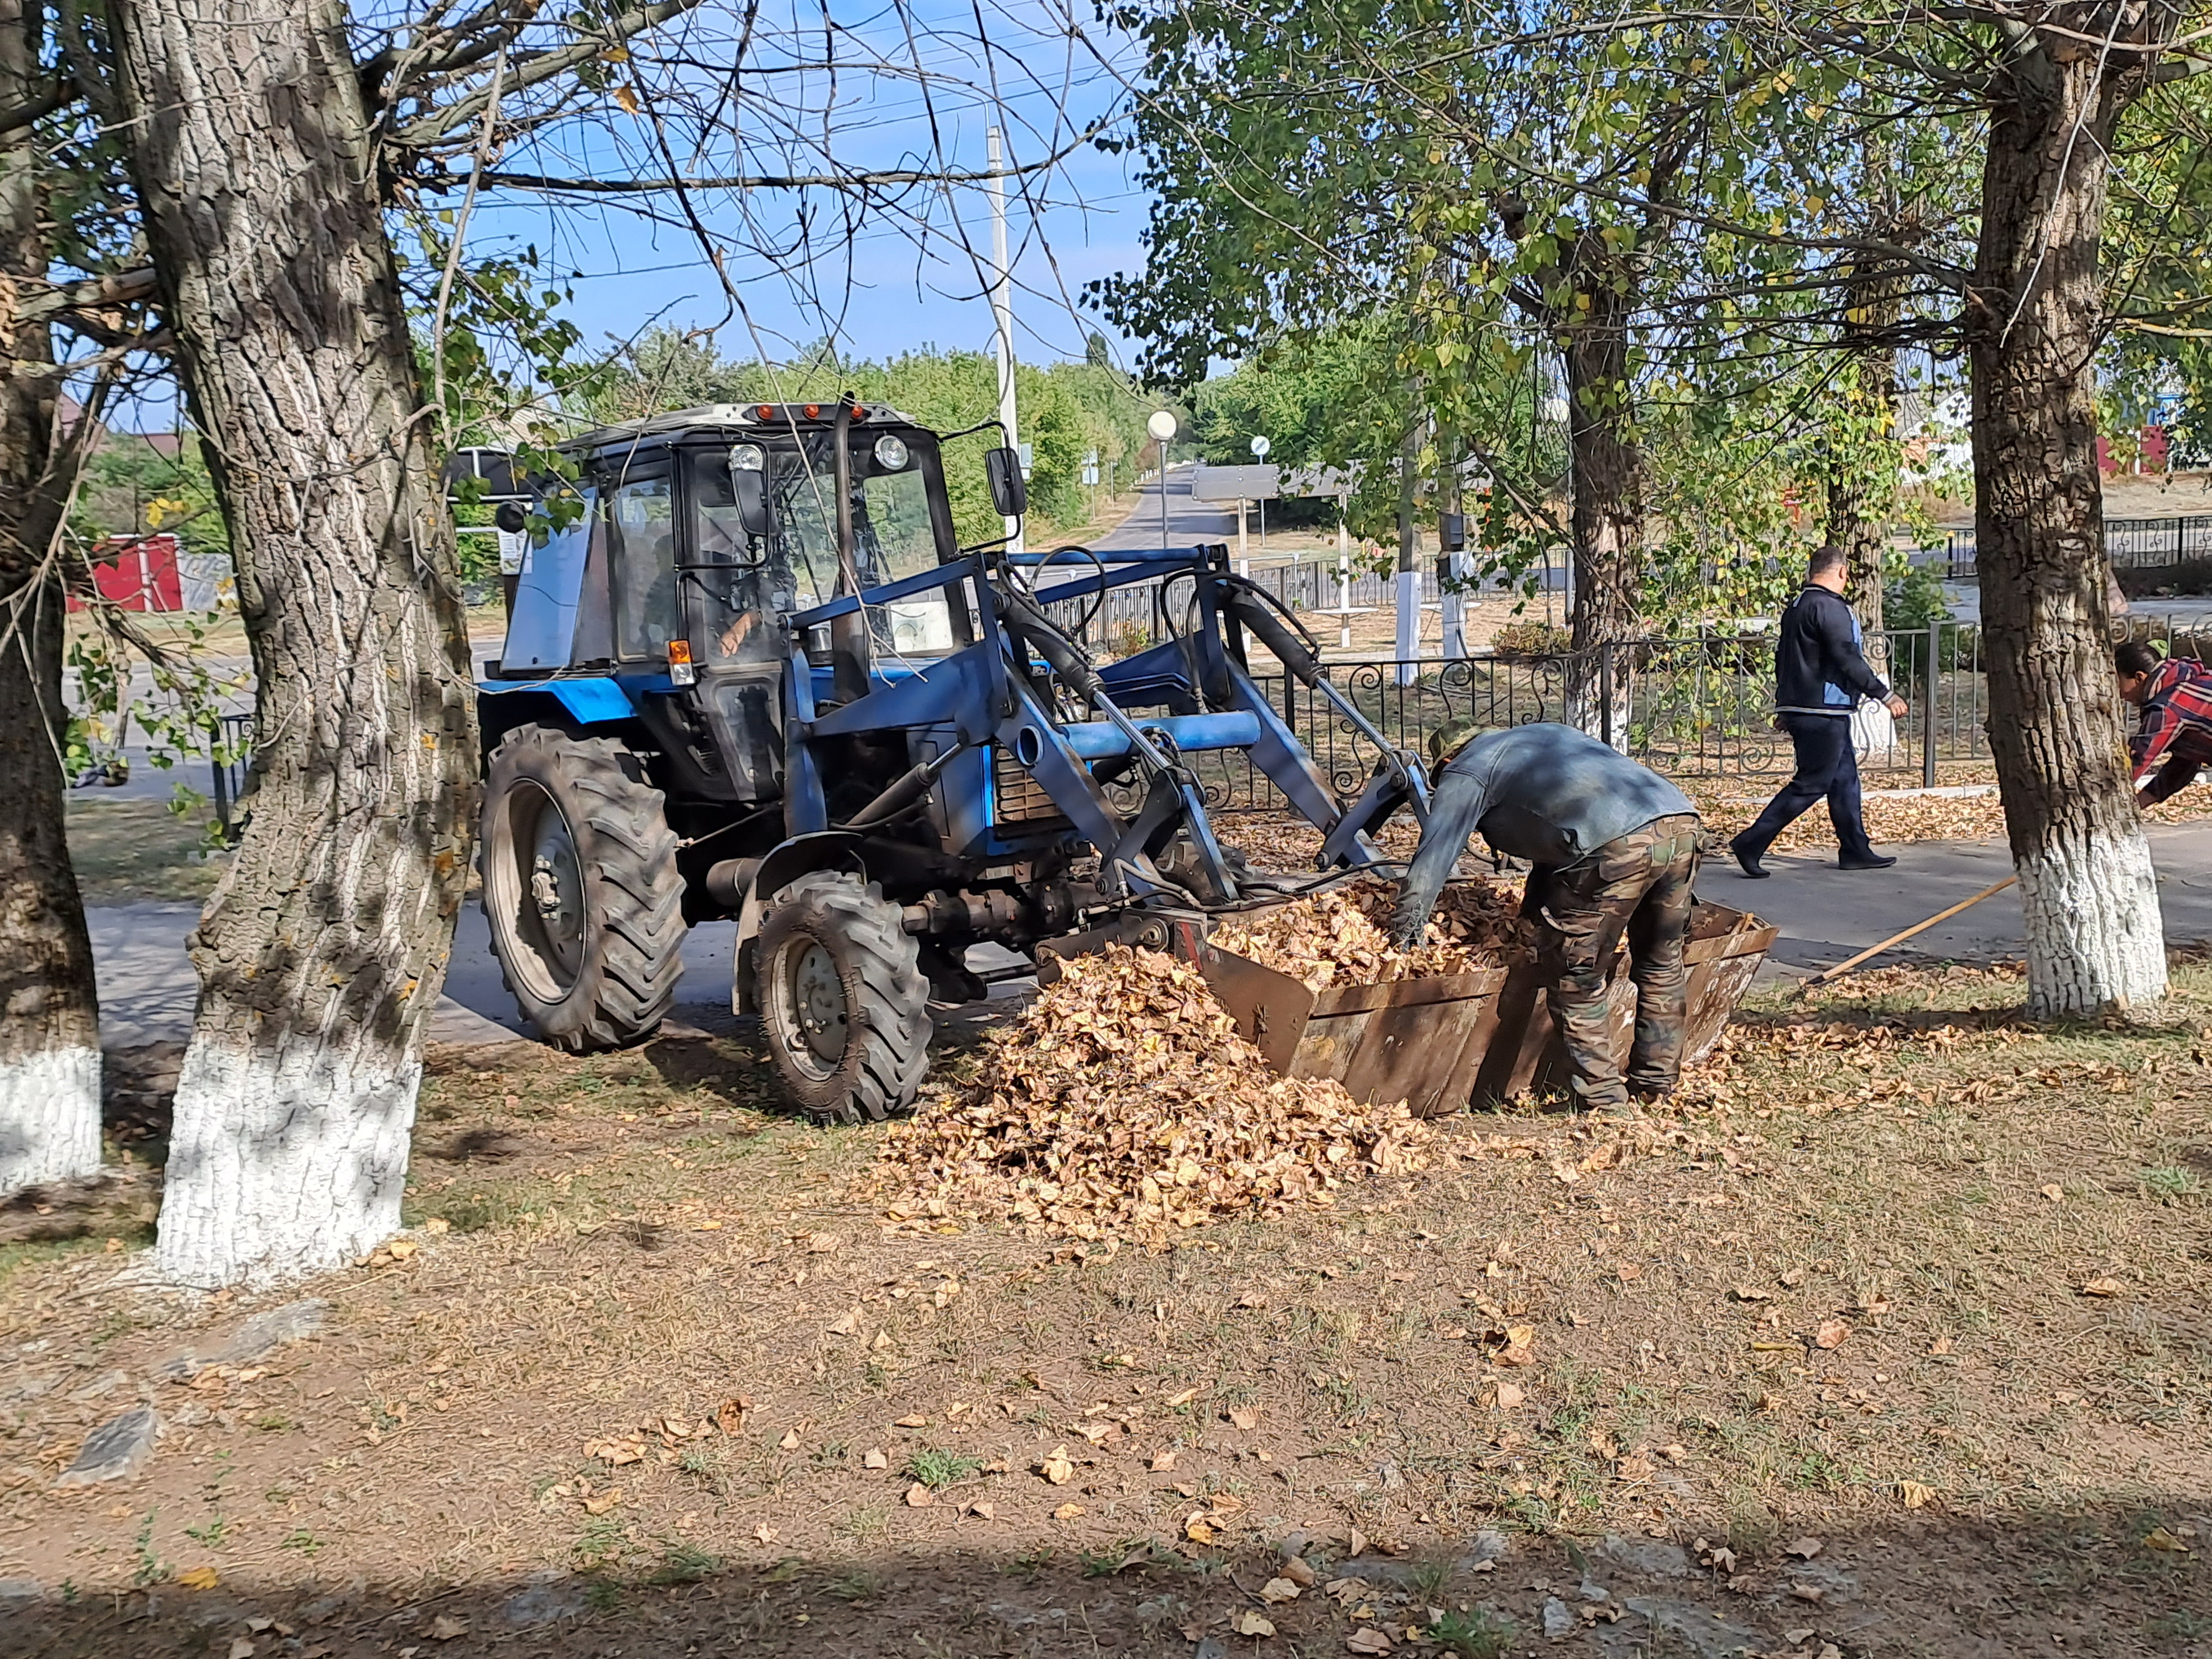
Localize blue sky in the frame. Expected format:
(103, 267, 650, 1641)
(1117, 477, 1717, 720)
(461, 0, 1151, 378)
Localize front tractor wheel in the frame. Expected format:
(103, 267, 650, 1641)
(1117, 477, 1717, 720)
(755, 872, 931, 1124)
(480, 724, 686, 1051)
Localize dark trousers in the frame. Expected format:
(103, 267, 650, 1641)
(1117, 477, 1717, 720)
(1736, 713, 1872, 861)
(1525, 815, 1700, 1109)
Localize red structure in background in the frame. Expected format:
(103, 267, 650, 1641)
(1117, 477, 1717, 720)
(67, 533, 182, 612)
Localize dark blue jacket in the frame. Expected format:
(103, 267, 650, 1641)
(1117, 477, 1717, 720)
(1775, 583, 1890, 716)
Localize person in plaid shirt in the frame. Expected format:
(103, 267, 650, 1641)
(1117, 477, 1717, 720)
(2116, 640, 2212, 805)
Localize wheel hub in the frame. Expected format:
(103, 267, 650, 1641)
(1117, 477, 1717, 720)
(527, 805, 585, 977)
(787, 941, 848, 1065)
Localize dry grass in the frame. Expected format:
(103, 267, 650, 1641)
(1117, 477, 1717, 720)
(2, 959, 2209, 1655)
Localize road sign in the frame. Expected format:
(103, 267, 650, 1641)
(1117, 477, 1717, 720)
(1249, 435, 1271, 458)
(1146, 410, 1178, 441)
(1191, 464, 1280, 502)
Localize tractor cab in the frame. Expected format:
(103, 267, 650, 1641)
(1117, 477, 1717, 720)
(489, 400, 975, 808)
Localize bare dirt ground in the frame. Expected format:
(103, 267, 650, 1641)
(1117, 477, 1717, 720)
(3, 947, 2209, 1659)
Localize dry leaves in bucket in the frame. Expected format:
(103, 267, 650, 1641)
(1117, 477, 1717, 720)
(870, 945, 1436, 1247)
(1210, 878, 1526, 993)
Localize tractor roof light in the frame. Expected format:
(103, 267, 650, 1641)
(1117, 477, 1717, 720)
(802, 404, 822, 420)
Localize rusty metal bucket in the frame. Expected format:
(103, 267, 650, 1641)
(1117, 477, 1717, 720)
(1197, 889, 1776, 1118)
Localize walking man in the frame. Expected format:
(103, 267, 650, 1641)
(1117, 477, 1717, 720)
(1389, 719, 1703, 1112)
(1729, 545, 1910, 878)
(2117, 640, 2212, 804)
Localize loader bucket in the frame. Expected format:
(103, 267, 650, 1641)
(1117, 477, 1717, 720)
(1197, 889, 1776, 1118)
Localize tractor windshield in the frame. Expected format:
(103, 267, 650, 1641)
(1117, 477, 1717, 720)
(685, 429, 958, 668)
(772, 431, 958, 659)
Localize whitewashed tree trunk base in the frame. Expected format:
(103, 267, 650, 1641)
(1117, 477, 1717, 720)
(0, 1045, 102, 1194)
(154, 1043, 419, 1288)
(2016, 822, 2167, 1018)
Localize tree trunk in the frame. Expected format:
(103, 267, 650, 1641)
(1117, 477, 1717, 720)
(110, 0, 478, 1285)
(0, 0, 103, 1196)
(1562, 262, 1642, 748)
(1971, 30, 2163, 1018)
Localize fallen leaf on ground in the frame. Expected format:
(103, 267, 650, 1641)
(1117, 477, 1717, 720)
(1899, 1480, 1937, 1509)
(2081, 1275, 2125, 1298)
(174, 1567, 220, 1590)
(1784, 1537, 1824, 1560)
(776, 1427, 801, 1451)
(387, 1239, 419, 1261)
(894, 1413, 928, 1427)
(753, 1524, 779, 1544)
(1348, 1527, 1370, 1557)
(1282, 1556, 1318, 1587)
(1261, 1576, 1302, 1603)
(1165, 1387, 1199, 1407)
(427, 1616, 468, 1641)
(2143, 1525, 2193, 1553)
(226, 1640, 254, 1659)
(583, 1488, 622, 1515)
(1347, 1630, 1394, 1654)
(1151, 1448, 1177, 1472)
(1495, 1381, 1526, 1409)
(716, 1398, 748, 1434)
(1813, 1319, 1851, 1350)
(1039, 1446, 1074, 1484)
(827, 1309, 859, 1335)
(2039, 1183, 2064, 1201)
(904, 1483, 934, 1508)
(1228, 1406, 1260, 1431)
(1234, 1610, 1277, 1637)
(1053, 1502, 1086, 1520)
(863, 1447, 888, 1469)
(1493, 1325, 1536, 1366)
(967, 1500, 995, 1520)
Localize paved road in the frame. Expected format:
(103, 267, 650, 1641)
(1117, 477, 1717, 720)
(1724, 818, 2212, 978)
(87, 820, 2212, 1053)
(1097, 461, 1239, 555)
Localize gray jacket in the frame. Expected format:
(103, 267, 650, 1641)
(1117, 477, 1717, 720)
(1390, 722, 1696, 941)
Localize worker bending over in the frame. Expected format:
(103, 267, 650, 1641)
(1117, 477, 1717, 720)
(1389, 719, 1703, 1112)
(2117, 640, 2212, 805)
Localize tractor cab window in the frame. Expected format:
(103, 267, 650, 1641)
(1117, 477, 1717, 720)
(608, 477, 677, 662)
(774, 431, 958, 658)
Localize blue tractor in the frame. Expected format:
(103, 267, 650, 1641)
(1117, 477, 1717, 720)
(475, 400, 1433, 1121)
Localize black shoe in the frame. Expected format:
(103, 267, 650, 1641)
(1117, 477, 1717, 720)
(1727, 836, 1770, 879)
(1838, 852, 1898, 870)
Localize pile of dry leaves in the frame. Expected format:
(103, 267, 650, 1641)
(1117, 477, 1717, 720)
(1211, 878, 1527, 992)
(872, 945, 1436, 1245)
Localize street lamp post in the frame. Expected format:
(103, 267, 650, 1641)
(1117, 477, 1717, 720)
(1147, 410, 1178, 553)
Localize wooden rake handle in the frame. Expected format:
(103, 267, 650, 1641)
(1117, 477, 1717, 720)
(1796, 875, 2019, 994)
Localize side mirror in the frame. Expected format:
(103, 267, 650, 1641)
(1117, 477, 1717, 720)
(729, 445, 771, 537)
(986, 446, 1027, 519)
(494, 500, 528, 535)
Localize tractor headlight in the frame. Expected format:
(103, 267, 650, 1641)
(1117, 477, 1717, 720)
(872, 434, 910, 471)
(729, 444, 766, 473)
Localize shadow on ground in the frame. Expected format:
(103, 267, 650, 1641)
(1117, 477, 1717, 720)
(2, 1504, 2206, 1658)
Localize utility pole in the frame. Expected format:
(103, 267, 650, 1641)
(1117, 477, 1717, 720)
(988, 124, 1022, 556)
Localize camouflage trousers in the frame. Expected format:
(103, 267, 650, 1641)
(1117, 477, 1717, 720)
(1523, 813, 1702, 1110)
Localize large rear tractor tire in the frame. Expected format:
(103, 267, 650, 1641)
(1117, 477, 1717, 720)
(755, 872, 932, 1124)
(480, 724, 686, 1051)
